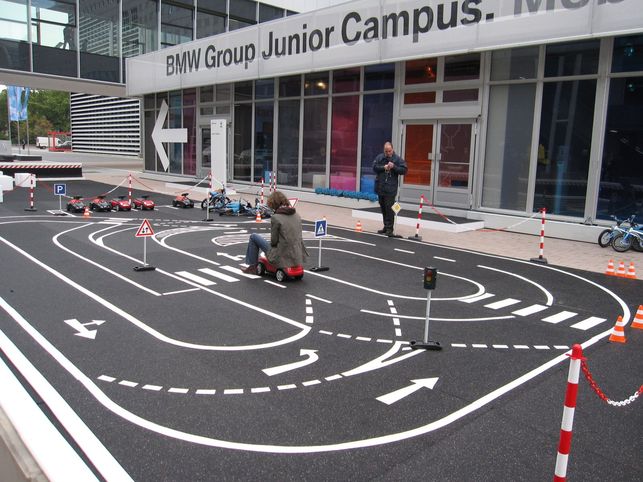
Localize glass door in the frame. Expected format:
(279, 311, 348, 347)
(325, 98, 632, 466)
(198, 125, 211, 180)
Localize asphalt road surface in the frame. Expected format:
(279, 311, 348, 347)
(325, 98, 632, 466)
(1, 180, 641, 481)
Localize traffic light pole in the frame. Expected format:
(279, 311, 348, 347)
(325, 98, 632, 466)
(411, 267, 442, 351)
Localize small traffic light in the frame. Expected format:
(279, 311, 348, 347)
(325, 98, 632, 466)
(424, 267, 438, 290)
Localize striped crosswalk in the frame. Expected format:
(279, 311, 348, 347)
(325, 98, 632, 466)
(461, 294, 606, 331)
(175, 265, 260, 286)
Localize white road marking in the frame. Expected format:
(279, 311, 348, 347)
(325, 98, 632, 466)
(460, 293, 495, 303)
(361, 309, 514, 322)
(142, 385, 163, 391)
(356, 336, 371, 342)
(479, 265, 554, 306)
(302, 380, 321, 386)
(472, 344, 488, 348)
(98, 375, 116, 382)
(395, 328, 402, 337)
(337, 333, 351, 338)
(251, 387, 270, 393)
(542, 311, 577, 324)
(162, 288, 201, 295)
(570, 316, 606, 331)
(394, 248, 414, 254)
(325, 374, 342, 381)
(433, 256, 456, 262)
(512, 304, 548, 316)
(376, 378, 439, 405)
(277, 384, 297, 390)
(168, 388, 189, 394)
(265, 280, 286, 288)
(118, 380, 138, 387)
(223, 389, 244, 395)
(199, 267, 239, 282)
(492, 344, 509, 349)
(514, 345, 529, 349)
(485, 298, 521, 310)
(305, 316, 314, 324)
(306, 294, 332, 303)
(220, 265, 260, 278)
(195, 389, 216, 395)
(306, 307, 313, 314)
(262, 349, 319, 376)
(175, 271, 216, 286)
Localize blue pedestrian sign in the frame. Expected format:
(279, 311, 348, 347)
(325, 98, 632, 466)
(54, 183, 66, 196)
(314, 219, 327, 238)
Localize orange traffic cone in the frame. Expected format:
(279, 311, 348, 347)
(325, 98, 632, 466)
(355, 220, 363, 233)
(605, 259, 615, 276)
(626, 262, 637, 279)
(608, 315, 626, 343)
(616, 261, 627, 277)
(83, 206, 90, 218)
(632, 305, 643, 330)
(255, 210, 262, 223)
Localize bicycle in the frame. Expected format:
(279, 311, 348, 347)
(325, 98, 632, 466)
(597, 214, 635, 247)
(611, 223, 643, 252)
(201, 188, 232, 210)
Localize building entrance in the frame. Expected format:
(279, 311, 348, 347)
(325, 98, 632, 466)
(400, 120, 476, 209)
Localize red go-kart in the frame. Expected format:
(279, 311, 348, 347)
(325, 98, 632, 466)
(257, 255, 304, 282)
(110, 195, 132, 211)
(89, 195, 112, 212)
(132, 195, 155, 210)
(172, 193, 195, 208)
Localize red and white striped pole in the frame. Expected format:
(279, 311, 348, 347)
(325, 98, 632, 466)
(408, 195, 424, 241)
(271, 171, 276, 193)
(530, 207, 548, 264)
(25, 174, 37, 211)
(128, 173, 132, 204)
(554, 344, 584, 482)
(260, 177, 265, 205)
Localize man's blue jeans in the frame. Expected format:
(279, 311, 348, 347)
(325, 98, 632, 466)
(245, 233, 270, 265)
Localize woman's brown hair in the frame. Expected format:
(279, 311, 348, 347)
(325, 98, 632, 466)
(267, 191, 289, 210)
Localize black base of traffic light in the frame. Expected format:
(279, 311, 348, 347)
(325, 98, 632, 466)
(24, 207, 37, 212)
(310, 266, 329, 272)
(407, 234, 422, 241)
(529, 257, 548, 264)
(134, 265, 156, 271)
(410, 340, 442, 350)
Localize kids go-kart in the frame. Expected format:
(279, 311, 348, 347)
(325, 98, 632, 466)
(110, 195, 132, 211)
(66, 195, 86, 213)
(172, 193, 195, 208)
(132, 195, 155, 210)
(256, 254, 304, 282)
(89, 195, 112, 212)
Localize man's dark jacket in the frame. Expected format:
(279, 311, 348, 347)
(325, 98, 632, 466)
(373, 152, 408, 196)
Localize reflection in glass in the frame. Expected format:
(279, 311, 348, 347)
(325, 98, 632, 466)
(79, 0, 120, 81)
(302, 98, 328, 189)
(278, 99, 300, 187)
(254, 102, 274, 183)
(233, 104, 252, 181)
(161, 2, 193, 48)
(612, 34, 643, 73)
(330, 95, 358, 191)
(535, 80, 596, 215)
(438, 124, 471, 188)
(545, 40, 599, 77)
(333, 68, 360, 94)
(364, 63, 394, 91)
(304, 72, 328, 96)
(405, 58, 437, 85)
(404, 124, 433, 186)
(491, 47, 538, 81)
(444, 53, 480, 82)
(122, 0, 158, 57)
(360, 93, 393, 193)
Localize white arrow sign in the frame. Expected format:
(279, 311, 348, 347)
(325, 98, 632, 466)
(376, 378, 439, 405)
(64, 318, 106, 339)
(262, 349, 318, 376)
(152, 99, 187, 171)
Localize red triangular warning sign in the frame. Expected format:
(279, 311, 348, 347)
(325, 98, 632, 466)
(135, 219, 155, 237)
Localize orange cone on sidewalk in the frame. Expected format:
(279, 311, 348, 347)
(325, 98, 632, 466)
(616, 261, 627, 277)
(608, 315, 626, 343)
(83, 206, 91, 218)
(355, 220, 362, 232)
(255, 210, 262, 223)
(626, 262, 637, 279)
(605, 259, 615, 276)
(632, 305, 643, 330)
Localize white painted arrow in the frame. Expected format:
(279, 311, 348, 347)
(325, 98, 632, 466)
(376, 377, 439, 405)
(151, 100, 187, 171)
(216, 253, 245, 261)
(64, 318, 106, 339)
(262, 349, 318, 376)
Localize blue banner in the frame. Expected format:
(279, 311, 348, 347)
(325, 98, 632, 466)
(8, 86, 30, 121)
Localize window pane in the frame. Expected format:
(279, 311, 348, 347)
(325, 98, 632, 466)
(0, 39, 30, 71)
(229, 0, 256, 21)
(197, 11, 225, 39)
(216, 83, 231, 102)
(612, 34, 643, 73)
(302, 98, 328, 189)
(545, 40, 600, 77)
(79, 0, 120, 82)
(304, 72, 329, 96)
(364, 63, 394, 90)
(200, 86, 213, 103)
(404, 92, 436, 104)
(482, 84, 535, 211)
(333, 68, 360, 93)
(183, 104, 196, 175)
(198, 0, 225, 13)
(278, 99, 300, 187)
(235, 81, 252, 101)
(255, 79, 274, 99)
(404, 124, 433, 186)
(360, 93, 393, 193)
(330, 95, 358, 191)
(229, 18, 254, 31)
(254, 102, 274, 183)
(259, 4, 283, 23)
(597, 77, 643, 220)
(161, 2, 193, 48)
(279, 75, 300, 97)
(535, 80, 596, 215)
(491, 46, 539, 81)
(0, 0, 29, 42)
(233, 103, 252, 181)
(444, 53, 480, 82)
(123, 0, 158, 57)
(439, 124, 471, 188)
(405, 58, 437, 85)
(443, 89, 478, 102)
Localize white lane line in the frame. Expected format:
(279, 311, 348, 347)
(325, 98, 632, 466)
(223, 389, 244, 395)
(251, 387, 270, 393)
(542, 311, 577, 324)
(376, 339, 393, 344)
(306, 294, 332, 303)
(355, 336, 371, 342)
(395, 328, 402, 337)
(514, 345, 529, 349)
(492, 344, 509, 349)
(512, 304, 548, 316)
(433, 256, 456, 262)
(277, 384, 297, 390)
(162, 287, 201, 295)
(387, 300, 394, 306)
(325, 374, 342, 381)
(118, 380, 138, 387)
(306, 307, 313, 314)
(305, 298, 312, 305)
(485, 298, 521, 310)
(168, 387, 189, 394)
(195, 389, 216, 395)
(265, 280, 286, 288)
(199, 267, 239, 282)
(175, 271, 216, 286)
(570, 316, 606, 331)
(220, 265, 260, 279)
(305, 316, 314, 324)
(479, 265, 555, 306)
(554, 345, 570, 350)
(394, 248, 414, 254)
(451, 343, 467, 348)
(142, 385, 163, 391)
(337, 333, 351, 339)
(319, 330, 333, 335)
(534, 345, 550, 350)
(460, 293, 495, 303)
(98, 375, 116, 382)
(302, 380, 321, 386)
(472, 344, 488, 348)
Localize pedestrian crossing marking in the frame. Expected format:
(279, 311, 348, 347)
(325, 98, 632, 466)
(570, 316, 606, 331)
(199, 267, 239, 282)
(460, 293, 495, 303)
(485, 298, 521, 310)
(512, 304, 548, 316)
(220, 265, 260, 279)
(542, 311, 577, 324)
(176, 271, 216, 286)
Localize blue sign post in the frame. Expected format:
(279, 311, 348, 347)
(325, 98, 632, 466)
(310, 218, 329, 272)
(53, 183, 66, 215)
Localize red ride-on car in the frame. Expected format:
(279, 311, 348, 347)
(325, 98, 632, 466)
(172, 192, 195, 208)
(66, 195, 86, 213)
(110, 195, 132, 211)
(256, 254, 304, 282)
(132, 195, 155, 210)
(89, 195, 112, 212)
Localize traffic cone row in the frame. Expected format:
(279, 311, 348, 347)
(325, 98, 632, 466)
(605, 259, 636, 279)
(355, 220, 362, 232)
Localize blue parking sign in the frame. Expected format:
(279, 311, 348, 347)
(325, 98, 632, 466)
(54, 183, 66, 196)
(314, 219, 327, 237)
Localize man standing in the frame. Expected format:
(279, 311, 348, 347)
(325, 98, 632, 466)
(373, 141, 407, 236)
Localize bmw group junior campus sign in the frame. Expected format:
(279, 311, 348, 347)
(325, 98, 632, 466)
(126, 0, 642, 96)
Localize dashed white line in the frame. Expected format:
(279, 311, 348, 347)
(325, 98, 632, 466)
(223, 388, 244, 395)
(376, 339, 393, 344)
(305, 294, 332, 303)
(433, 256, 456, 262)
(195, 389, 216, 395)
(251, 387, 270, 393)
(198, 267, 239, 283)
(162, 288, 201, 296)
(168, 387, 189, 394)
(305, 316, 314, 324)
(325, 374, 342, 381)
(319, 330, 333, 335)
(142, 384, 163, 391)
(394, 248, 414, 254)
(98, 375, 116, 382)
(492, 344, 509, 349)
(472, 344, 488, 348)
(460, 293, 495, 303)
(118, 380, 138, 387)
(355, 336, 372, 342)
(264, 280, 286, 288)
(175, 271, 216, 286)
(277, 384, 297, 390)
(302, 379, 321, 386)
(337, 333, 351, 339)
